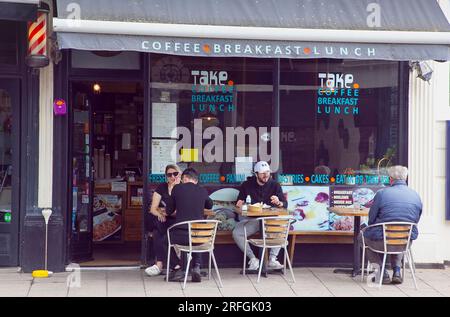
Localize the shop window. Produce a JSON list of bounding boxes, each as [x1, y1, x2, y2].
[[279, 59, 400, 185], [71, 50, 140, 70], [0, 21, 18, 66], [149, 55, 401, 188], [148, 55, 403, 232], [150, 54, 274, 184]]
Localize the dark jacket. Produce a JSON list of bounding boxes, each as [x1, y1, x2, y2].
[[364, 180, 422, 241], [166, 182, 213, 226], [237, 176, 288, 208]]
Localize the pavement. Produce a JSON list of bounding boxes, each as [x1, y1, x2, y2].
[[1, 266, 450, 297]]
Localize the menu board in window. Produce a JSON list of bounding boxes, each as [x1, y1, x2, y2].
[[329, 186, 383, 231], [152, 102, 177, 138], [93, 193, 124, 242]]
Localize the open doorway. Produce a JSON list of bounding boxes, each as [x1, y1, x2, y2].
[[69, 80, 144, 266]]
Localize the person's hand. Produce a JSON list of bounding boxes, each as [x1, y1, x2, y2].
[[157, 211, 166, 223], [236, 200, 244, 208], [270, 195, 281, 206]]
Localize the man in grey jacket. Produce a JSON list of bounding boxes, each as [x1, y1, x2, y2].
[[362, 165, 422, 284]]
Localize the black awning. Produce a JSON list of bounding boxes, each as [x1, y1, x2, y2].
[[54, 0, 450, 61], [0, 0, 39, 22]]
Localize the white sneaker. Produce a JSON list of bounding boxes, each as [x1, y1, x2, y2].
[[145, 264, 162, 277], [247, 258, 260, 271], [267, 258, 284, 270]]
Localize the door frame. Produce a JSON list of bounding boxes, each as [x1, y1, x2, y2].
[[67, 82, 94, 262]]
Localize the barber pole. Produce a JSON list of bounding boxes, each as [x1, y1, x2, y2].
[[28, 11, 47, 56], [25, 2, 50, 68]]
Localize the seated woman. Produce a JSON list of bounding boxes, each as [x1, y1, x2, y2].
[[145, 164, 181, 276]]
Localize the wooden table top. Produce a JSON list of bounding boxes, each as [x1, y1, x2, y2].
[[235, 207, 289, 217], [158, 207, 289, 218], [327, 206, 369, 217], [156, 207, 221, 218]]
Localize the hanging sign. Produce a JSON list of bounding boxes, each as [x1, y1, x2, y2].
[[53, 99, 67, 116]]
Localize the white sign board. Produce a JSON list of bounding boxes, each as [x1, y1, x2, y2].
[[152, 102, 177, 137]]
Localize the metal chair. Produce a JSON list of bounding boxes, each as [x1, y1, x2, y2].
[[243, 216, 296, 283], [361, 222, 417, 289], [166, 219, 223, 289]]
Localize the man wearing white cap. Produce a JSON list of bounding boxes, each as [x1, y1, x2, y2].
[[232, 161, 287, 271]]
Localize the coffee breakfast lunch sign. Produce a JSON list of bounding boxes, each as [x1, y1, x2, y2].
[[316, 72, 361, 116], [140, 38, 379, 59], [57, 31, 448, 61]]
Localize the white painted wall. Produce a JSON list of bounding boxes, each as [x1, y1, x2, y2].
[[434, 0, 450, 264], [409, 63, 437, 263], [407, 0, 450, 265], [409, 59, 449, 264], [38, 65, 53, 208], [37, 0, 53, 208]]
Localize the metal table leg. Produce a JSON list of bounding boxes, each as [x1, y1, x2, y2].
[[352, 216, 361, 277], [333, 216, 361, 277]]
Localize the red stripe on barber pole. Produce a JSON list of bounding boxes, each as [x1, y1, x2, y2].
[[29, 33, 45, 54], [28, 12, 46, 55], [28, 20, 44, 42]]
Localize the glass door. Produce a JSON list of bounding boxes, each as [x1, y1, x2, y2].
[[0, 79, 19, 266], [69, 85, 94, 262]]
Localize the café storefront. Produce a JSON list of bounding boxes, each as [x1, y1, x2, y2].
[[20, 0, 450, 272]]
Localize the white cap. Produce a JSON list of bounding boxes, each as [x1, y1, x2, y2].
[[254, 161, 271, 173]]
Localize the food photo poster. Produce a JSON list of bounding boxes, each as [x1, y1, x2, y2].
[[282, 186, 384, 231]]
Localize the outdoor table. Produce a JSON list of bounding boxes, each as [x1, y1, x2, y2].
[[156, 207, 214, 217], [327, 206, 369, 277], [234, 207, 289, 218], [235, 207, 289, 277]]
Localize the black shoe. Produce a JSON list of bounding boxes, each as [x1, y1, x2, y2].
[[168, 268, 185, 282], [191, 266, 202, 283], [391, 267, 403, 284]]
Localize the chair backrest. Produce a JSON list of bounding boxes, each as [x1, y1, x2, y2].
[[260, 216, 294, 246], [209, 188, 239, 202], [187, 220, 220, 249], [381, 222, 416, 253], [209, 188, 240, 209]]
